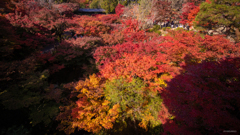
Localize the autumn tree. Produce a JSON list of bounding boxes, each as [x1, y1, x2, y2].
[[115, 3, 124, 17], [6, 0, 79, 42], [56, 74, 120, 134], [95, 29, 240, 84], [151, 0, 179, 24], [195, 0, 240, 41], [187, 5, 200, 26], [0, 54, 62, 127], [56, 71, 164, 134], [94, 28, 240, 134], [0, 0, 16, 12], [0, 0, 77, 130], [100, 29, 124, 45], [161, 57, 240, 134], [180, 2, 197, 25], [0, 14, 62, 127]]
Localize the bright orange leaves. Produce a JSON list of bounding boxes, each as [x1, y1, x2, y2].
[[187, 6, 200, 26], [100, 53, 161, 81], [80, 19, 111, 36], [57, 74, 120, 134], [95, 29, 240, 93]]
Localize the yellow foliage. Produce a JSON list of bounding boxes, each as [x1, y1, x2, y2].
[[151, 73, 172, 92], [155, 78, 167, 87], [71, 74, 120, 133], [138, 109, 157, 130]]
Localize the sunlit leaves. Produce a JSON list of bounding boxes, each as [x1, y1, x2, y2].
[[100, 30, 124, 45], [96, 29, 240, 84], [100, 53, 161, 81], [94, 29, 240, 134], [80, 19, 111, 36], [180, 2, 198, 25], [187, 6, 200, 26], [57, 74, 120, 134], [104, 77, 162, 130], [115, 4, 124, 17]]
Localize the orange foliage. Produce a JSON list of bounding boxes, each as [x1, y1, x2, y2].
[[100, 53, 160, 81], [75, 15, 111, 36], [100, 30, 124, 45], [187, 6, 200, 26], [121, 19, 148, 42], [57, 74, 120, 134], [99, 53, 171, 93], [95, 29, 240, 94], [96, 14, 119, 24]]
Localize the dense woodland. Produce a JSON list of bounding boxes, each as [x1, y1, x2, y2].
[[0, 0, 240, 134]]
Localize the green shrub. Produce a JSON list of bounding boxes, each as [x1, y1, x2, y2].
[[166, 27, 171, 30], [90, 0, 101, 9], [79, 3, 86, 8], [148, 25, 161, 35], [156, 30, 161, 35], [174, 27, 185, 31], [153, 25, 161, 31], [104, 77, 162, 130]]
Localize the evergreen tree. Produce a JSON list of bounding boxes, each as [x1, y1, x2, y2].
[[195, 0, 240, 41]]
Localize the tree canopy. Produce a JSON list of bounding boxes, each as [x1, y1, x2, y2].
[[195, 0, 240, 40]]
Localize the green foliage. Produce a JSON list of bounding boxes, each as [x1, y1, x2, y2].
[[195, 0, 240, 29], [79, 2, 86, 8], [119, 0, 128, 6], [100, 0, 118, 13], [104, 77, 162, 130], [90, 0, 101, 9], [148, 25, 161, 35], [194, 0, 240, 41], [162, 27, 171, 31], [174, 27, 185, 31]]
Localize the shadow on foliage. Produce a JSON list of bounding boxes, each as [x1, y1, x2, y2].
[[161, 56, 240, 135], [90, 118, 163, 135], [40, 36, 103, 84], [0, 13, 100, 135]]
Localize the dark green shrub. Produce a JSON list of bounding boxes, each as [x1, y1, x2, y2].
[[148, 25, 161, 35]]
